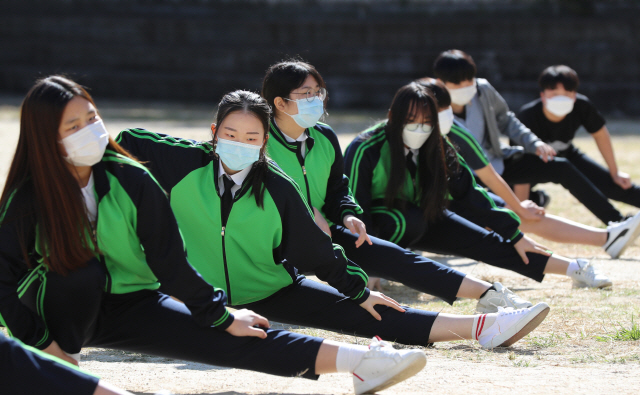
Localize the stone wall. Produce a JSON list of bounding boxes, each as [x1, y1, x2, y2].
[[2, 0, 639, 114]]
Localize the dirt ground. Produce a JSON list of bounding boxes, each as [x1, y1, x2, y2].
[[1, 97, 640, 394]]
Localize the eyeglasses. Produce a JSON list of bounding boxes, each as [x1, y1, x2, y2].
[[288, 87, 327, 103], [404, 123, 432, 133]]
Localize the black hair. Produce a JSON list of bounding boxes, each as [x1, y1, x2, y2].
[[213, 90, 271, 208], [538, 65, 579, 92], [433, 49, 477, 84], [261, 59, 328, 115], [383, 81, 450, 222], [417, 78, 452, 109]]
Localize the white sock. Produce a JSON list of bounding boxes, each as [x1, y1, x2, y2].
[[565, 260, 580, 276], [335, 344, 369, 373], [471, 313, 498, 340], [64, 352, 81, 363]]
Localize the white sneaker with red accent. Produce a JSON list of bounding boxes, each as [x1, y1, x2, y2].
[[475, 302, 550, 349], [352, 336, 426, 395]]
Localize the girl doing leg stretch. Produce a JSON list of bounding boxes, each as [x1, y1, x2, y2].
[[260, 59, 532, 312]]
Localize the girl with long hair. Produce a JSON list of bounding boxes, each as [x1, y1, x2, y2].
[[260, 59, 535, 313], [0, 75, 428, 395], [117, 89, 550, 353], [344, 81, 612, 290]]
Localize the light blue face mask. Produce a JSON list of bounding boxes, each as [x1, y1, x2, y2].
[[215, 138, 262, 171], [283, 96, 324, 129]]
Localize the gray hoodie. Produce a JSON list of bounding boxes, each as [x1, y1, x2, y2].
[[475, 78, 542, 160]]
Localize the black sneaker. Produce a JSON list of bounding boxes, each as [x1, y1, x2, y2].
[[529, 189, 551, 208]]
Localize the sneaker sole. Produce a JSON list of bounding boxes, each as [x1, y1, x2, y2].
[[607, 214, 640, 258], [572, 280, 613, 289], [498, 304, 550, 348], [355, 352, 426, 395]]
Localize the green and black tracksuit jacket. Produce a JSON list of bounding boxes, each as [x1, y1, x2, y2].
[[446, 120, 491, 172], [344, 122, 523, 245], [116, 129, 369, 307], [266, 121, 362, 226], [0, 151, 233, 350], [268, 121, 467, 306]]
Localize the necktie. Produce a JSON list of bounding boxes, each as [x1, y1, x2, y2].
[[406, 151, 417, 180], [221, 175, 236, 226]]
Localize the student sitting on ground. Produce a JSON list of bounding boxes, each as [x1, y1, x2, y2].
[[516, 65, 640, 229]]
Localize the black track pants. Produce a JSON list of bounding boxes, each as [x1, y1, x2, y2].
[[20, 260, 323, 380], [562, 146, 640, 209], [501, 153, 623, 224], [331, 225, 465, 305], [239, 276, 438, 346], [372, 205, 549, 283], [1, 333, 98, 395]]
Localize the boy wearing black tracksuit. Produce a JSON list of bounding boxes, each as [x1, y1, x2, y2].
[[517, 65, 640, 215]]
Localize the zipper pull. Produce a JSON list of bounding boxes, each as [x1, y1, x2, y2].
[[221, 226, 225, 236], [302, 166, 307, 175]]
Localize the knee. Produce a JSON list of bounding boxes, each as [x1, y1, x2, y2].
[[51, 258, 106, 294]]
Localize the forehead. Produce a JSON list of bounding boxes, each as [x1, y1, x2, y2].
[[220, 111, 265, 134], [297, 74, 319, 89], [61, 96, 94, 118], [407, 101, 432, 120]]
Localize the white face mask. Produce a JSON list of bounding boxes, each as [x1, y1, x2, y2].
[[544, 95, 575, 117], [402, 123, 433, 149], [60, 120, 109, 167], [448, 83, 477, 106], [438, 107, 454, 135]]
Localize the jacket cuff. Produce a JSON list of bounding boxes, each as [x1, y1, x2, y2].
[[350, 287, 370, 304], [34, 336, 53, 351], [211, 308, 235, 331], [341, 209, 357, 222], [527, 140, 545, 154], [510, 230, 524, 244]]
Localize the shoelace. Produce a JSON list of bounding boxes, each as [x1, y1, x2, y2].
[[488, 288, 527, 309], [369, 336, 392, 350], [502, 288, 529, 304]]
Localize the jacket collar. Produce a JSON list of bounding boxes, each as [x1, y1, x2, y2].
[[212, 155, 255, 200], [92, 159, 111, 202], [269, 121, 315, 153]]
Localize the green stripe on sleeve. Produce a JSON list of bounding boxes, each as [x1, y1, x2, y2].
[[117, 128, 214, 154], [348, 128, 387, 198], [449, 125, 489, 166], [212, 309, 231, 327]]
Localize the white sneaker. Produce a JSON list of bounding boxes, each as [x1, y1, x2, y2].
[[353, 336, 426, 395], [604, 212, 640, 258], [477, 302, 550, 349], [569, 259, 613, 288], [475, 282, 533, 313]]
